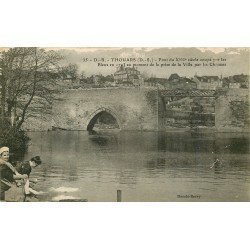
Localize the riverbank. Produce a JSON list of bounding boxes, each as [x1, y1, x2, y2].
[[22, 127, 250, 134]]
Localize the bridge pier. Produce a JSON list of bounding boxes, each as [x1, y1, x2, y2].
[[215, 88, 249, 132]]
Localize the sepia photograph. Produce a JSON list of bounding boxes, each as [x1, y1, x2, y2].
[[0, 47, 249, 202], [1, 1, 250, 250]]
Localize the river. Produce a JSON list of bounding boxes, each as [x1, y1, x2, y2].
[[23, 131, 250, 201]]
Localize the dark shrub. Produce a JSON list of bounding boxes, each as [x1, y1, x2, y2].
[[0, 126, 30, 160]]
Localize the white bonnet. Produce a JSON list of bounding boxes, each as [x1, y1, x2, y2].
[[0, 147, 9, 155]]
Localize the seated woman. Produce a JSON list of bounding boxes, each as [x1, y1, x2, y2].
[[0, 147, 28, 201]]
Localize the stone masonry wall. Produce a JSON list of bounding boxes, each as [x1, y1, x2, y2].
[[215, 88, 250, 132], [51, 88, 163, 131]]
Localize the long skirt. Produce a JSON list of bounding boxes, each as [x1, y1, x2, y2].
[[5, 185, 25, 202], [0, 190, 5, 201]]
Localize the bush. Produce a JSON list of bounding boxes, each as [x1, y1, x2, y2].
[[0, 127, 30, 160]]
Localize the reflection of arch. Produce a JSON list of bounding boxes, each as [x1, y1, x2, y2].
[[86, 107, 122, 131]]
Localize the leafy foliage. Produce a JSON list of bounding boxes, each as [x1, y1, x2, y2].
[[0, 126, 30, 159]]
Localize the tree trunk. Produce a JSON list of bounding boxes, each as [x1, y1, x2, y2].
[[16, 48, 38, 130], [0, 80, 6, 127]]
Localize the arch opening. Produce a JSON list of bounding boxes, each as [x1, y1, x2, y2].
[[87, 110, 120, 131]]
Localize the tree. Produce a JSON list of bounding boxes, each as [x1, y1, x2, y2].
[[0, 47, 63, 131], [79, 71, 86, 79], [60, 63, 79, 82]]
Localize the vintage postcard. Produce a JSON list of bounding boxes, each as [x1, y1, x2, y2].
[[0, 47, 249, 202]]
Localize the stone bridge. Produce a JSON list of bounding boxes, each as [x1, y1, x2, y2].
[[160, 89, 215, 97], [52, 88, 165, 131], [32, 87, 248, 132]]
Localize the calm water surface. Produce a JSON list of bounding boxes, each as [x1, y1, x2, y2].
[[23, 131, 250, 201]]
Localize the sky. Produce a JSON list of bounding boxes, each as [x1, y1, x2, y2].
[[1, 47, 249, 77], [56, 47, 249, 78]]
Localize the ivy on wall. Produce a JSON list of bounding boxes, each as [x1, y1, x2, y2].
[[229, 100, 249, 126]]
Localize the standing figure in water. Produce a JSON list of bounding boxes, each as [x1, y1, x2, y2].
[[210, 158, 221, 169]]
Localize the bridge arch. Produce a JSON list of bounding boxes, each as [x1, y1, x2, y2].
[[52, 88, 162, 131], [85, 107, 122, 131]]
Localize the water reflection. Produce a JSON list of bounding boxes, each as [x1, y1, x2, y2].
[[89, 134, 111, 147]]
